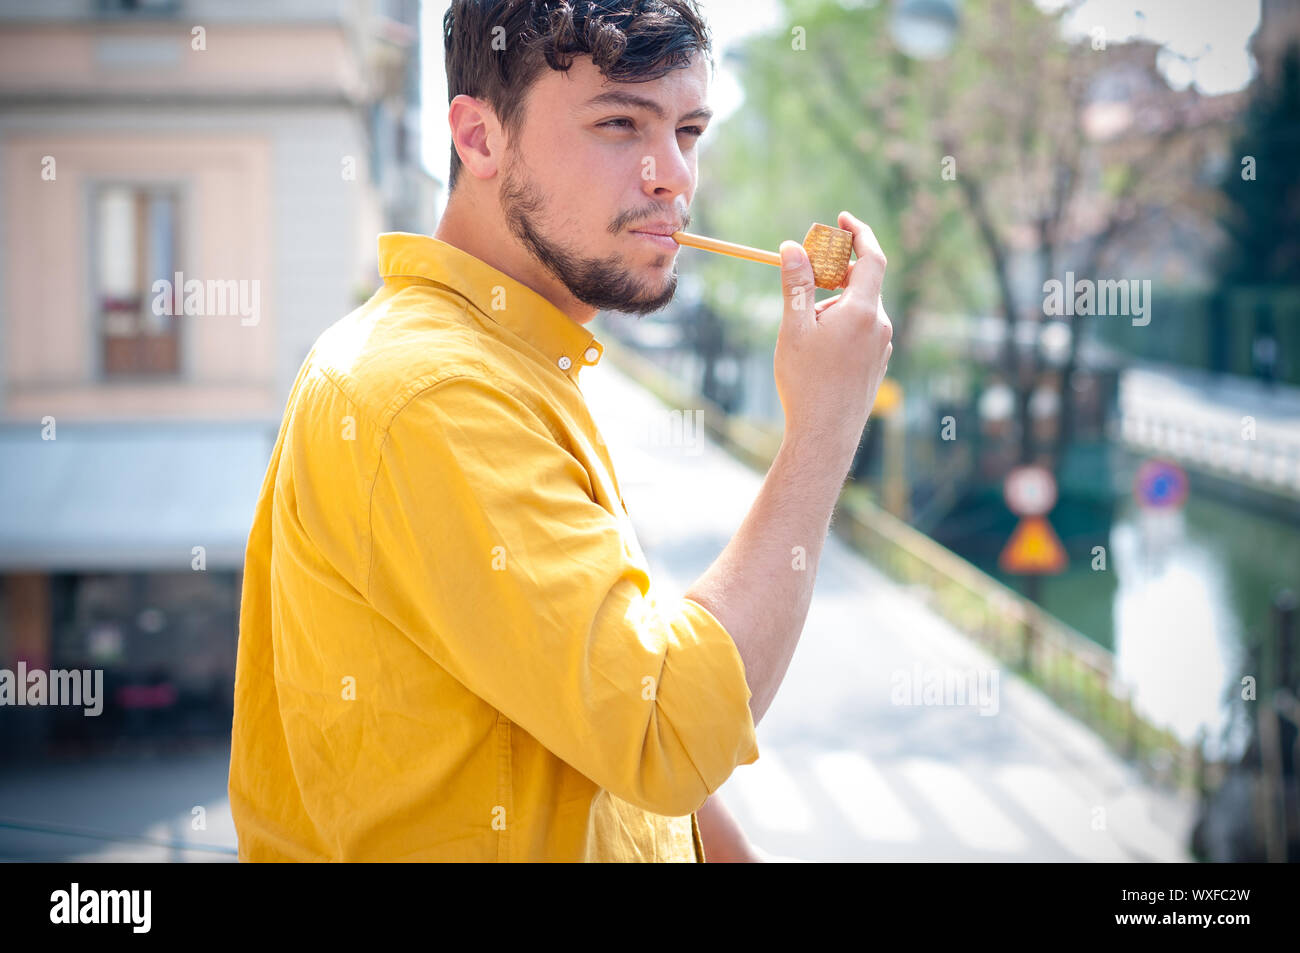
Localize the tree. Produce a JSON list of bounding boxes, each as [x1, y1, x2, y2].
[[1215, 42, 1300, 288], [694, 0, 1224, 485], [922, 0, 1219, 470], [693, 0, 983, 375]]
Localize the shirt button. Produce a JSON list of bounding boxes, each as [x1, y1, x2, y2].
[[557, 355, 572, 370], [584, 346, 600, 363]]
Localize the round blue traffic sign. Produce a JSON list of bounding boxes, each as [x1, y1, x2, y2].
[[1135, 459, 1188, 509]]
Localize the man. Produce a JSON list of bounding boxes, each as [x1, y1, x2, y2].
[[229, 0, 892, 862]]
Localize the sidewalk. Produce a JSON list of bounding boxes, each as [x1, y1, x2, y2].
[[0, 743, 236, 862]]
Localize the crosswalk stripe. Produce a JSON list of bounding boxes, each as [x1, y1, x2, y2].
[[899, 758, 1030, 853], [726, 748, 813, 833], [811, 750, 921, 843], [993, 764, 1129, 861]]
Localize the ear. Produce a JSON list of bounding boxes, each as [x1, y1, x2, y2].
[[448, 94, 505, 181]]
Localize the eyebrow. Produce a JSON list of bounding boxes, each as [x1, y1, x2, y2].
[[582, 90, 713, 123]]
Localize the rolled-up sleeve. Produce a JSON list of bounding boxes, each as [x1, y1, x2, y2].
[[365, 373, 759, 817]]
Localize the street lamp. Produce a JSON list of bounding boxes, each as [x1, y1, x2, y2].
[[890, 0, 961, 60]]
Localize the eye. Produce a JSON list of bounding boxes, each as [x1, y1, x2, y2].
[[597, 118, 705, 139]]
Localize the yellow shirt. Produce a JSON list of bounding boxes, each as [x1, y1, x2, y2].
[[229, 232, 760, 861]]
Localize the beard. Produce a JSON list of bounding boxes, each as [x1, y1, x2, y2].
[[498, 154, 679, 316]]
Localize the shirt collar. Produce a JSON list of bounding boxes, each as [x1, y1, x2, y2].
[[377, 232, 604, 382]]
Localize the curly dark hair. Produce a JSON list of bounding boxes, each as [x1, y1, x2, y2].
[[442, 0, 713, 192]]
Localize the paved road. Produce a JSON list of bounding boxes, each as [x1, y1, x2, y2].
[[0, 360, 1197, 862]]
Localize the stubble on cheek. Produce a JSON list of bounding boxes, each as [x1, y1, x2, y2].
[[498, 157, 679, 315]]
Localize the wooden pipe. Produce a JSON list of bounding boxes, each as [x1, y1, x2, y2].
[[671, 223, 854, 290]]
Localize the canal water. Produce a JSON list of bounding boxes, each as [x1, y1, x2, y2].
[[1045, 483, 1295, 761], [948, 449, 1295, 763]]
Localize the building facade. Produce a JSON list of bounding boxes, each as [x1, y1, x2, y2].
[[0, 0, 436, 756]]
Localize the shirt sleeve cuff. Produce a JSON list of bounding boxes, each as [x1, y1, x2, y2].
[[660, 596, 761, 798]]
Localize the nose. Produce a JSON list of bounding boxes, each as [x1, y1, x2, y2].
[[640, 129, 694, 208]]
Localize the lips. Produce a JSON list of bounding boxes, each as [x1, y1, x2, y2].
[[629, 222, 682, 237], [632, 231, 679, 251]]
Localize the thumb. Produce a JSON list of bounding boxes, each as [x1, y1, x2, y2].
[[779, 241, 814, 322]]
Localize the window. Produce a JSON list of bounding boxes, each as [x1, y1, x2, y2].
[[44, 571, 240, 752], [93, 185, 181, 378]]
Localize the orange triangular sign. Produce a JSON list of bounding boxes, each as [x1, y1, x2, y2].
[[999, 516, 1068, 574]]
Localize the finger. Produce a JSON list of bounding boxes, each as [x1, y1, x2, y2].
[[838, 209, 885, 260], [837, 210, 886, 302], [779, 240, 816, 328], [814, 293, 842, 314]]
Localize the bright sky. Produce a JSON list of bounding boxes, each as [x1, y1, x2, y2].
[[1046, 0, 1262, 93], [419, 0, 1263, 205]]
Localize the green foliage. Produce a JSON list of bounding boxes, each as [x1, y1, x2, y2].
[[1215, 43, 1300, 288], [1096, 285, 1300, 385], [691, 0, 990, 364]]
